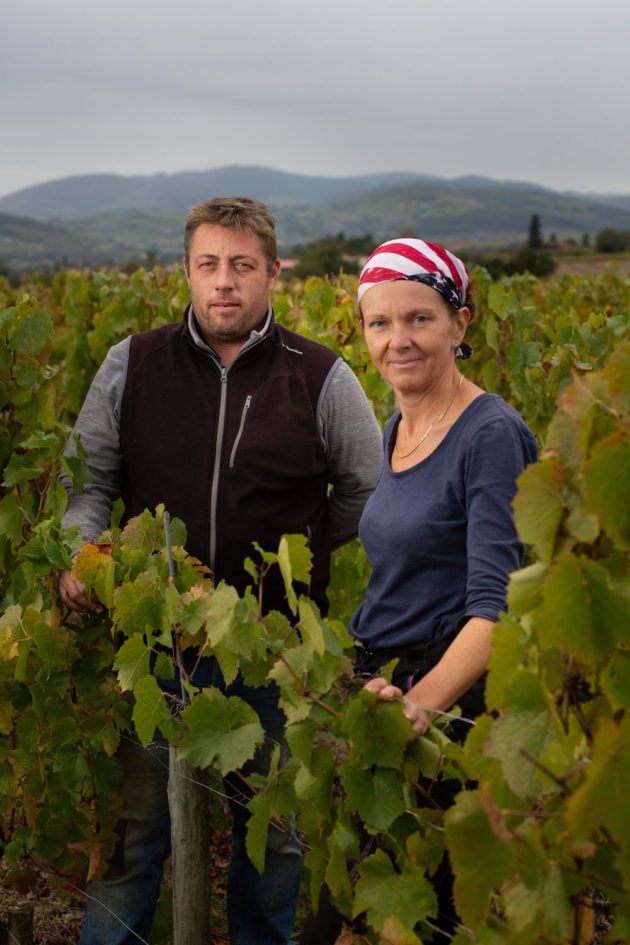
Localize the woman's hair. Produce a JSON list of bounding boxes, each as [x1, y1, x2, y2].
[[449, 270, 476, 322], [184, 197, 278, 272]]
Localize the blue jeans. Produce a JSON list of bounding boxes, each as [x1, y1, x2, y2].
[[80, 656, 301, 945]]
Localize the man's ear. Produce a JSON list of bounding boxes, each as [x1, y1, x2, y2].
[[269, 258, 281, 287]]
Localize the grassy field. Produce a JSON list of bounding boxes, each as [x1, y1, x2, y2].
[[551, 250, 630, 277]]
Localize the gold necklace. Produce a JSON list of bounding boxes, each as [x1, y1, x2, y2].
[[394, 374, 464, 459]]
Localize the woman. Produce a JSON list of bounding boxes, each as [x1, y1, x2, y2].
[[301, 238, 537, 943]]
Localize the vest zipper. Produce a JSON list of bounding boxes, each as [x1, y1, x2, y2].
[[209, 368, 228, 577], [229, 395, 252, 468]]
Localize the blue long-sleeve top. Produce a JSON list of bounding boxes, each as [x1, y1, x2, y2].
[[349, 393, 538, 650]]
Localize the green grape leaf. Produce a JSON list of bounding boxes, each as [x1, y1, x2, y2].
[[113, 634, 151, 691], [483, 670, 573, 798], [59, 451, 93, 495], [179, 689, 264, 774], [293, 746, 335, 816], [285, 719, 317, 766], [566, 507, 600, 543], [600, 649, 630, 710], [11, 309, 52, 355], [342, 692, 413, 769], [353, 849, 436, 932], [119, 504, 187, 554], [113, 572, 168, 637], [131, 675, 178, 746], [0, 494, 25, 545], [244, 790, 272, 875], [2, 456, 48, 487], [486, 616, 529, 711], [342, 764, 408, 831], [504, 865, 570, 940]]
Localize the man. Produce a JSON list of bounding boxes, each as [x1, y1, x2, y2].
[[59, 197, 383, 945]]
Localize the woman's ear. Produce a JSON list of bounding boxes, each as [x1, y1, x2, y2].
[[454, 305, 471, 343]]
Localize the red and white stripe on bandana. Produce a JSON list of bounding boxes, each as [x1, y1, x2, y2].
[[358, 238, 469, 310]]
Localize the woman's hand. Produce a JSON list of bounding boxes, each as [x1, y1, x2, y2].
[[363, 676, 431, 734], [363, 620, 496, 735], [59, 569, 104, 614]]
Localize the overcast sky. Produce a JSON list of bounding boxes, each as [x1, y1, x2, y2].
[[2, 0, 629, 199]]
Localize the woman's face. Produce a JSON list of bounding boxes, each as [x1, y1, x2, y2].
[[361, 280, 469, 396]]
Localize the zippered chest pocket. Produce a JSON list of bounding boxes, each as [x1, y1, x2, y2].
[[229, 394, 252, 468]]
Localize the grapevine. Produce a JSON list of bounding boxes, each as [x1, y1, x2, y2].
[[0, 265, 628, 942]]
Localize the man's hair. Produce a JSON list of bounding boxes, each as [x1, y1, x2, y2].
[[184, 197, 278, 271]]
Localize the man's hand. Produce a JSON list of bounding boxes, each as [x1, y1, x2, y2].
[[59, 569, 104, 614]]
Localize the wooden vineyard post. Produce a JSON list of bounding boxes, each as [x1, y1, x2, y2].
[[168, 747, 211, 943]]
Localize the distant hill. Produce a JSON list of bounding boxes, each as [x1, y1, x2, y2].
[[0, 166, 427, 221], [0, 212, 92, 271], [1, 166, 630, 272]]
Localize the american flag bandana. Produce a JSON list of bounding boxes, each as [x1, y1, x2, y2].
[[358, 238, 469, 310]]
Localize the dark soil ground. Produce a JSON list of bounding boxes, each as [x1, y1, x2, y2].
[[0, 860, 619, 945], [0, 828, 233, 945]]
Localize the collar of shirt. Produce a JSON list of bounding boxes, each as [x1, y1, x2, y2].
[[186, 303, 273, 358]]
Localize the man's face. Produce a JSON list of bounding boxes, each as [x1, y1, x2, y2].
[[184, 224, 281, 354]]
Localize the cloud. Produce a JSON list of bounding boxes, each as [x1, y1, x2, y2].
[[2, 0, 629, 197]]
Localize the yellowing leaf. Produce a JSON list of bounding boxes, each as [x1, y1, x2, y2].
[[512, 459, 565, 562], [446, 789, 513, 928], [72, 543, 115, 609], [277, 533, 313, 614], [380, 914, 423, 944], [537, 554, 627, 660], [602, 339, 630, 412], [297, 597, 325, 655], [583, 429, 630, 550], [567, 715, 630, 891], [506, 561, 548, 617]]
